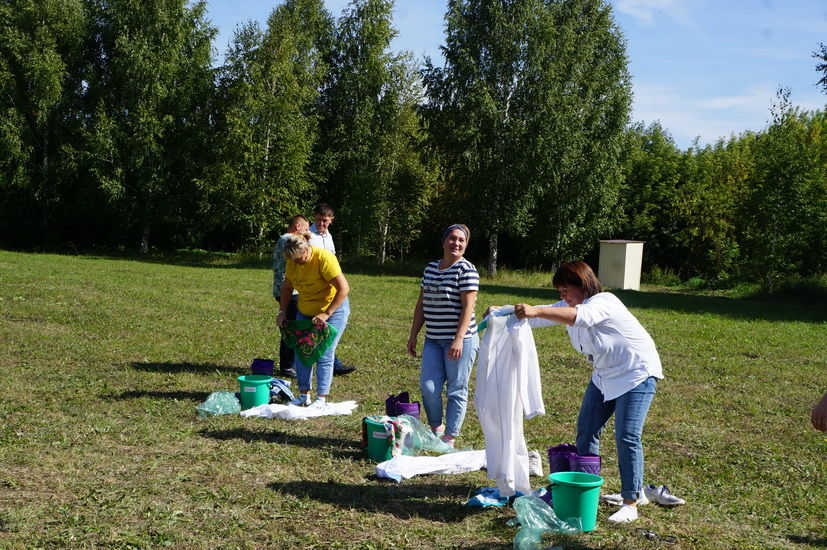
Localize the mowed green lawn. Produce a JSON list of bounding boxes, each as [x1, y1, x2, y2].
[[0, 250, 824, 549]]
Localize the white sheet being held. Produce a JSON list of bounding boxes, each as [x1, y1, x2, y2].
[[475, 308, 544, 496]]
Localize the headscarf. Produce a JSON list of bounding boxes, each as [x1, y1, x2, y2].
[[442, 224, 469, 242]]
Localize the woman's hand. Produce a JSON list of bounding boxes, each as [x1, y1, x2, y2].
[[514, 303, 540, 320], [276, 310, 287, 328], [448, 337, 463, 360], [407, 334, 418, 357], [312, 312, 330, 326]]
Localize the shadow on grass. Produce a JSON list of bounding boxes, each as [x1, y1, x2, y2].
[[480, 285, 827, 323], [130, 361, 247, 375], [110, 390, 211, 402], [198, 428, 363, 459], [268, 479, 483, 522], [787, 534, 827, 547]]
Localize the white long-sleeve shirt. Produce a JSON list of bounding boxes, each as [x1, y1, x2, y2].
[[475, 308, 545, 496], [527, 293, 663, 401], [308, 224, 336, 255]]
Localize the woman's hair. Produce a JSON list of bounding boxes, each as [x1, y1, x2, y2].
[[282, 232, 312, 260], [552, 261, 602, 299], [442, 223, 471, 242]]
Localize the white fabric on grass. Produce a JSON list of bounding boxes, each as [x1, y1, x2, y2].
[[375, 450, 487, 482], [239, 400, 357, 420]]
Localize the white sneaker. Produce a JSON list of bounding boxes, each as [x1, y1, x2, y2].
[[607, 504, 638, 524], [528, 450, 544, 477], [307, 397, 327, 410], [290, 394, 310, 407], [643, 484, 685, 506], [601, 492, 649, 506]]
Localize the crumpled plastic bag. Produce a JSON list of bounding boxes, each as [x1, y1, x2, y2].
[[196, 392, 241, 417], [511, 495, 581, 550], [396, 414, 462, 454]]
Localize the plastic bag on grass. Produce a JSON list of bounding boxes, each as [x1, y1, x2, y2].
[[196, 392, 241, 417], [511, 496, 580, 550]]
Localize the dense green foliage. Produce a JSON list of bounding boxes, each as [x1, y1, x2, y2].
[[0, 0, 824, 283], [422, 0, 632, 275], [616, 93, 826, 283]]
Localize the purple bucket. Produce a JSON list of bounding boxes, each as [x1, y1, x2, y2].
[[250, 358, 274, 377], [385, 392, 421, 419], [569, 453, 601, 476], [395, 401, 420, 419], [548, 443, 577, 473]]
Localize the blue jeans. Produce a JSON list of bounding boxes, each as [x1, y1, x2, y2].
[[295, 297, 350, 396], [419, 335, 479, 437], [576, 377, 656, 501]]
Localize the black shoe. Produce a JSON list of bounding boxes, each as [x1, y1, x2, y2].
[[333, 364, 356, 376], [279, 367, 297, 378]]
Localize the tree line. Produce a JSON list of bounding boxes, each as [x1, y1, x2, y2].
[[1, 0, 824, 285]]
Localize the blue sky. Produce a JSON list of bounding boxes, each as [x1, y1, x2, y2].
[[206, 0, 827, 149]]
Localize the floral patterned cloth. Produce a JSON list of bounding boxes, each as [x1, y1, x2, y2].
[[279, 319, 339, 365], [361, 415, 415, 458]]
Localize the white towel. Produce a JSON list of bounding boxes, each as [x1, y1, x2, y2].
[[239, 400, 358, 420], [375, 450, 487, 482]]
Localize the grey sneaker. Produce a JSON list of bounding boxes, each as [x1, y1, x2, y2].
[[643, 484, 686, 506], [601, 492, 650, 506]]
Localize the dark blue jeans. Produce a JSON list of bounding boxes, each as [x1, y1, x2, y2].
[[576, 377, 657, 501]]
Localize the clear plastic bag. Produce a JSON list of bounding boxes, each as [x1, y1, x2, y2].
[[396, 414, 458, 454], [511, 495, 581, 550], [196, 392, 241, 417]]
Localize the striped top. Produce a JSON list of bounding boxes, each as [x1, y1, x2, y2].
[[421, 258, 479, 340]]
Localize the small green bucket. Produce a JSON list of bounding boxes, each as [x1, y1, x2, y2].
[[364, 418, 393, 462], [548, 471, 604, 532], [238, 375, 272, 410]]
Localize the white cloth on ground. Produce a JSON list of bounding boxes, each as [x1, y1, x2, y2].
[[375, 450, 487, 482], [239, 400, 358, 420], [475, 307, 544, 496]]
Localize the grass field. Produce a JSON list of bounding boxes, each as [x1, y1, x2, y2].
[[0, 250, 824, 549]]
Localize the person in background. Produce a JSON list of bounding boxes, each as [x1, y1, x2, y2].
[[407, 224, 479, 447], [272, 214, 310, 378], [812, 392, 827, 432], [492, 260, 663, 524], [278, 232, 350, 407], [308, 203, 356, 376]]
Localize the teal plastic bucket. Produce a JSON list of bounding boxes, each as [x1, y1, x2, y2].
[[238, 375, 272, 410], [548, 471, 604, 532], [364, 418, 393, 462]]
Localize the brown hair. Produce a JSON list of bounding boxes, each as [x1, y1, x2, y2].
[[290, 214, 309, 226], [552, 261, 602, 299], [313, 203, 334, 217]]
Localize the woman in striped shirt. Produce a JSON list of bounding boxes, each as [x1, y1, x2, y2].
[[407, 224, 479, 446]]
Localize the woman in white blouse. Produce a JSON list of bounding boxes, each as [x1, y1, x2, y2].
[[511, 261, 663, 524]]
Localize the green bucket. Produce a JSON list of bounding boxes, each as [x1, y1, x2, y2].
[[364, 418, 393, 462], [237, 375, 272, 410], [548, 471, 604, 532]]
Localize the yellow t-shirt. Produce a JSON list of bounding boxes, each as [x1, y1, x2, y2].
[[285, 247, 342, 316]]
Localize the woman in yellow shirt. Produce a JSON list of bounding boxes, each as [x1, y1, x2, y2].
[[277, 232, 350, 407]]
